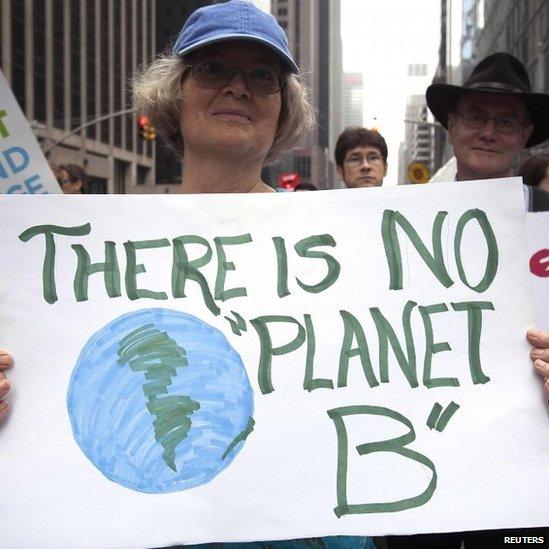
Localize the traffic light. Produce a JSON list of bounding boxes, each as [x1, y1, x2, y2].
[[137, 115, 156, 141]]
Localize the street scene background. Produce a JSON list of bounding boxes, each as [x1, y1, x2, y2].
[[1, 1, 548, 191]]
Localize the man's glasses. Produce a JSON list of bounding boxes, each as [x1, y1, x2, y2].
[[344, 153, 384, 167], [185, 62, 283, 95], [454, 111, 524, 134]]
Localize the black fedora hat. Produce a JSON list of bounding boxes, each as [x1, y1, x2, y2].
[[426, 52, 549, 147]]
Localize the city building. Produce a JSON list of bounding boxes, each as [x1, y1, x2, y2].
[[399, 63, 436, 184], [473, 0, 548, 89], [271, 0, 344, 189], [460, 0, 478, 82], [342, 72, 364, 128], [1, 0, 159, 193]]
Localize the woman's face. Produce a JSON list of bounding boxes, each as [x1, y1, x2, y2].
[[179, 41, 283, 162]]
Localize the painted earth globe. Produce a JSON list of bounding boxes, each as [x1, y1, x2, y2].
[[67, 308, 254, 493]]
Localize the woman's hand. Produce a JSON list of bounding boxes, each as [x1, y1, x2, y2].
[[0, 350, 13, 423], [527, 329, 549, 395]]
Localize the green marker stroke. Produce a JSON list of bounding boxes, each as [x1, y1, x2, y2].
[[117, 323, 200, 471]]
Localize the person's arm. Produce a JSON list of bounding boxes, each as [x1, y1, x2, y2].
[[0, 350, 13, 423], [527, 329, 549, 395]]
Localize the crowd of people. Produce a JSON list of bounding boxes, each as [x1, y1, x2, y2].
[[1, 1, 548, 547], [336, 53, 549, 215]]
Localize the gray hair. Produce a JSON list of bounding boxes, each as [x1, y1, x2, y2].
[[132, 55, 314, 165]]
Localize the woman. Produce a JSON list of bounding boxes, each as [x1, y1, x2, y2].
[[132, 0, 312, 196], [1, 1, 548, 547]]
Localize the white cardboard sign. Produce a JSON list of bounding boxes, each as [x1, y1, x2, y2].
[[0, 68, 61, 194], [0, 179, 547, 548]]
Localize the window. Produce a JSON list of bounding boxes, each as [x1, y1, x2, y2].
[[136, 1, 144, 156], [100, 0, 110, 143], [113, 2, 122, 147], [545, 47, 549, 90], [33, 2, 46, 122], [86, 0, 96, 139], [137, 165, 150, 185], [71, 2, 81, 130], [53, 0, 65, 126], [11, 0, 26, 113], [125, 0, 134, 151]]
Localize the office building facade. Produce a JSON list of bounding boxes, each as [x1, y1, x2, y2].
[[342, 72, 364, 129], [473, 0, 549, 95], [1, 0, 162, 193], [399, 64, 435, 184]]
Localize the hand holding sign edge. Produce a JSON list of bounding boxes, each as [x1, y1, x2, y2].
[[0, 349, 13, 422], [528, 329, 549, 395]]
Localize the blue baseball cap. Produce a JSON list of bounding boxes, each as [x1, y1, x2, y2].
[[172, 0, 299, 74]]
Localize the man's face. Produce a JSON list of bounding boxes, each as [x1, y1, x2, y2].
[[448, 91, 533, 181], [337, 146, 387, 188]]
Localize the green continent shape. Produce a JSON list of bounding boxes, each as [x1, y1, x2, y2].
[[117, 323, 200, 471], [147, 395, 201, 471]]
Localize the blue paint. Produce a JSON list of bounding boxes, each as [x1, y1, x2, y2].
[[1, 145, 29, 175], [6, 174, 48, 193], [67, 308, 254, 493]]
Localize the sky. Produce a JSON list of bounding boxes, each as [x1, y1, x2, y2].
[[341, 0, 441, 185]]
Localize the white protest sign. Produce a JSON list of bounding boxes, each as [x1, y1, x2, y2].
[[0, 68, 61, 194], [0, 179, 546, 548], [527, 212, 549, 331]]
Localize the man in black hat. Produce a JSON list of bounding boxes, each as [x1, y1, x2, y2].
[[426, 52, 549, 211]]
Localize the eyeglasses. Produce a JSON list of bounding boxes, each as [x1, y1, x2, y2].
[[185, 62, 283, 94], [454, 111, 524, 134], [344, 153, 385, 167]]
